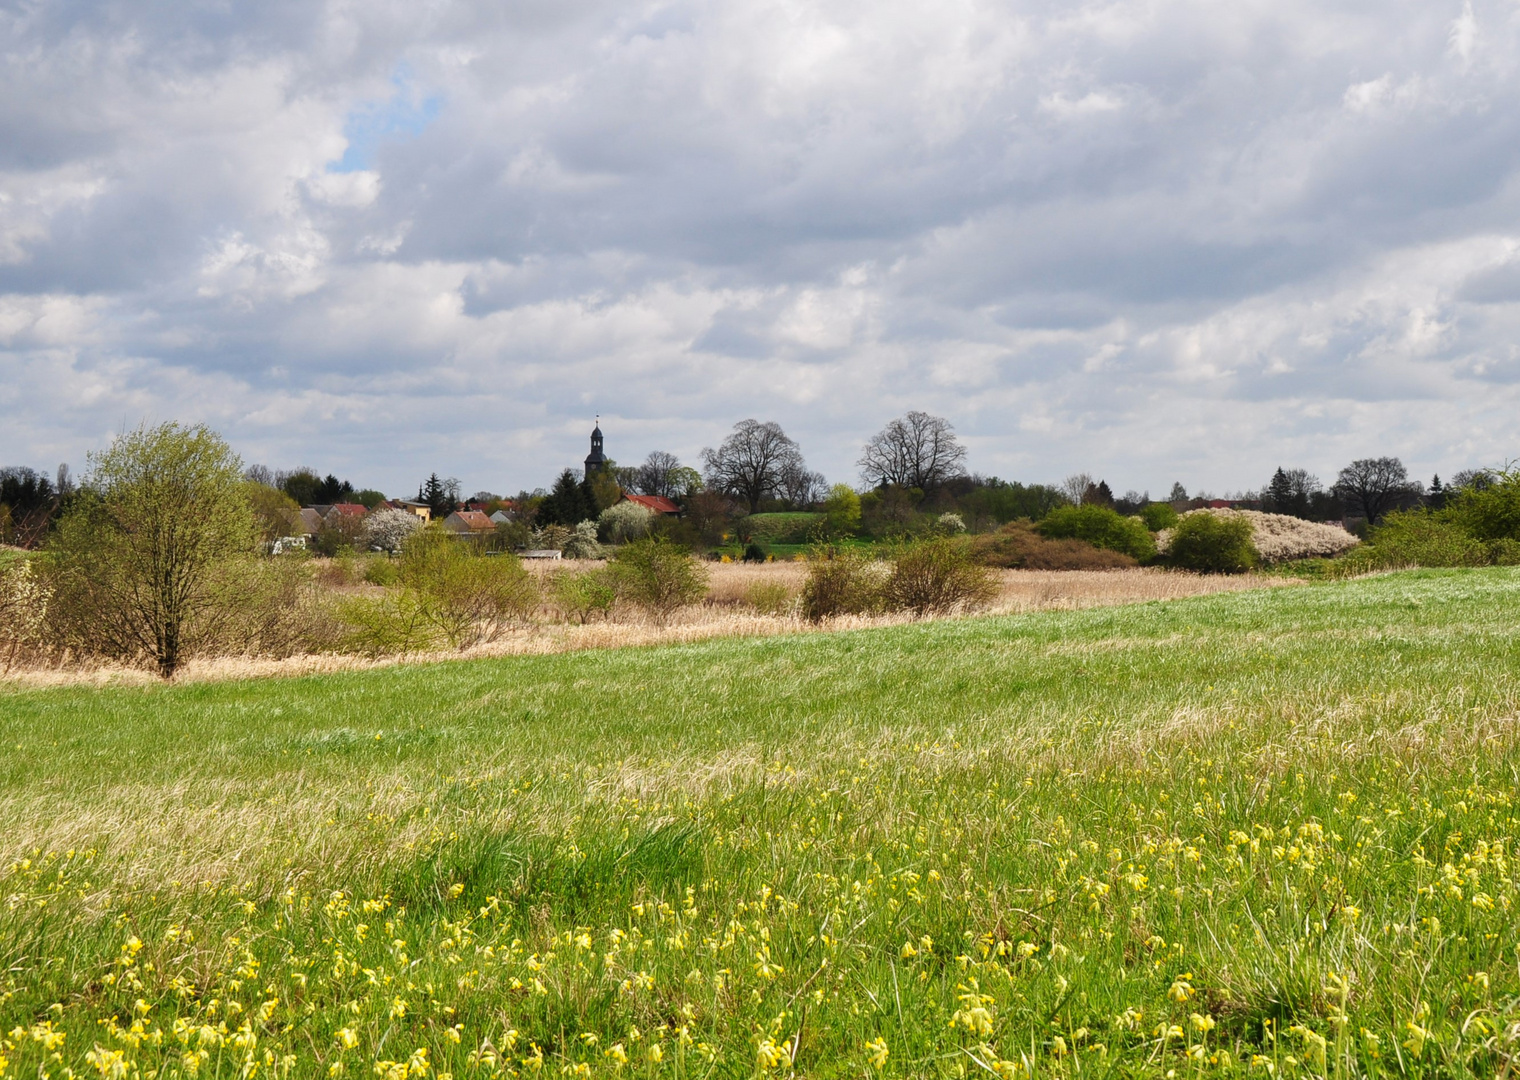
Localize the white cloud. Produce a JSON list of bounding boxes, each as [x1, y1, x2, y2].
[[2, 0, 1519, 496]]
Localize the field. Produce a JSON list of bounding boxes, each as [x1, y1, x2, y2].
[[2, 568, 1519, 1078]]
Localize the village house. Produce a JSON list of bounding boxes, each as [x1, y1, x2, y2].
[[442, 509, 495, 536], [619, 492, 681, 516]]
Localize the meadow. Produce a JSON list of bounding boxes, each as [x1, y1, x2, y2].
[[2, 567, 1519, 1078]]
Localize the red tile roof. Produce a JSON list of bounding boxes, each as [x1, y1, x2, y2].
[[329, 503, 368, 517], [448, 510, 495, 532], [622, 493, 680, 514]]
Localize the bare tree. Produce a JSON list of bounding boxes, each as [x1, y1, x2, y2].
[[779, 461, 827, 508], [701, 420, 806, 514], [858, 412, 968, 491], [634, 451, 684, 499], [1334, 457, 1419, 523], [1060, 473, 1095, 506]]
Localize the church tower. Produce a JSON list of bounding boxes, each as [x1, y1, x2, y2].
[[584, 417, 606, 479]]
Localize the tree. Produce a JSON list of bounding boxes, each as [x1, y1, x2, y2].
[[1060, 473, 1095, 507], [779, 460, 826, 508], [538, 469, 597, 527], [50, 423, 255, 678], [245, 482, 301, 542], [0, 466, 63, 548], [701, 420, 807, 514], [418, 473, 458, 519], [1264, 468, 1321, 519], [1083, 480, 1115, 507], [858, 412, 967, 492], [1334, 457, 1419, 524], [1168, 482, 1189, 505], [632, 451, 684, 499], [821, 484, 862, 538], [364, 508, 425, 554]]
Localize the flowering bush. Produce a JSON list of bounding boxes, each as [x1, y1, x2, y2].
[[599, 501, 655, 544], [362, 508, 424, 554], [1158, 509, 1358, 564]]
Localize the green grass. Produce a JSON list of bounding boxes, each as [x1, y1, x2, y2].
[[3, 568, 1520, 1077]]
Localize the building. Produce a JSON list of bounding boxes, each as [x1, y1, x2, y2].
[[619, 493, 681, 516], [324, 503, 368, 527], [442, 510, 495, 536], [584, 419, 605, 479]]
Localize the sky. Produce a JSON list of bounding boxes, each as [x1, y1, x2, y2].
[[3, 0, 1519, 500]]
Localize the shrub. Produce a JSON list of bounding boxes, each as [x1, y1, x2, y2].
[[969, 521, 1136, 570], [362, 556, 400, 586], [607, 537, 709, 622], [801, 547, 884, 622], [550, 568, 617, 624], [400, 529, 539, 648], [881, 537, 998, 617], [744, 580, 794, 616], [1443, 467, 1520, 542], [1036, 505, 1156, 561], [335, 591, 437, 657], [1491, 538, 1520, 566], [1365, 511, 1489, 568], [599, 501, 654, 544], [562, 521, 604, 560], [1140, 503, 1179, 531], [1160, 508, 1359, 563], [937, 512, 967, 534], [742, 542, 769, 563], [0, 558, 52, 672], [363, 508, 424, 554], [1165, 513, 1257, 573]]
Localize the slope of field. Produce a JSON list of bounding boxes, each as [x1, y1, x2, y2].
[[2, 568, 1519, 1077]]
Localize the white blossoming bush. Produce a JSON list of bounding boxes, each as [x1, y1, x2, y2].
[[1158, 509, 1359, 563], [599, 500, 655, 543], [362, 508, 424, 554]]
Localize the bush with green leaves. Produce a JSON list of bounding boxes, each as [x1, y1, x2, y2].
[[1165, 512, 1257, 573], [1140, 502, 1180, 531], [1036, 504, 1157, 561], [800, 547, 883, 622], [398, 528, 539, 647], [744, 580, 794, 616], [551, 567, 618, 624], [1365, 511, 1490, 568], [881, 536, 997, 617], [1442, 466, 1520, 542], [607, 537, 708, 622], [821, 484, 861, 538], [334, 591, 437, 657]]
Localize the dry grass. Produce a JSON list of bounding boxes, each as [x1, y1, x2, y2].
[[1, 563, 1298, 689]]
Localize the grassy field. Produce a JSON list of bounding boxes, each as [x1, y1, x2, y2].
[[2, 568, 1519, 1078]]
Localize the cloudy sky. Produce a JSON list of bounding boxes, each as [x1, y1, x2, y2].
[[3, 0, 1519, 498]]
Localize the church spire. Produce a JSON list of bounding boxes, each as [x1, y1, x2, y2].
[[584, 416, 606, 479]]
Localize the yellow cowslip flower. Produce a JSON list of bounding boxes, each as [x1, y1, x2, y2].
[[865, 1037, 889, 1068], [328, 1063, 344, 1078], [1191, 1013, 1215, 1034], [756, 1039, 789, 1069], [337, 1028, 359, 1050], [900, 942, 917, 959], [448, 883, 464, 898], [647, 1044, 664, 1064], [444, 1025, 463, 1044], [389, 998, 408, 1019], [1050, 1036, 1068, 1057], [1403, 1021, 1429, 1056], [605, 1043, 628, 1065]]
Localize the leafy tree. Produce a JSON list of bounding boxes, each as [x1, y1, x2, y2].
[[1334, 457, 1419, 524], [50, 423, 255, 678], [957, 479, 1065, 525], [0, 466, 64, 547], [245, 483, 301, 542], [1036, 505, 1156, 561], [859, 412, 968, 492], [1168, 482, 1189, 504], [702, 420, 807, 514], [1083, 480, 1115, 507], [821, 484, 862, 538], [600, 500, 655, 543]]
